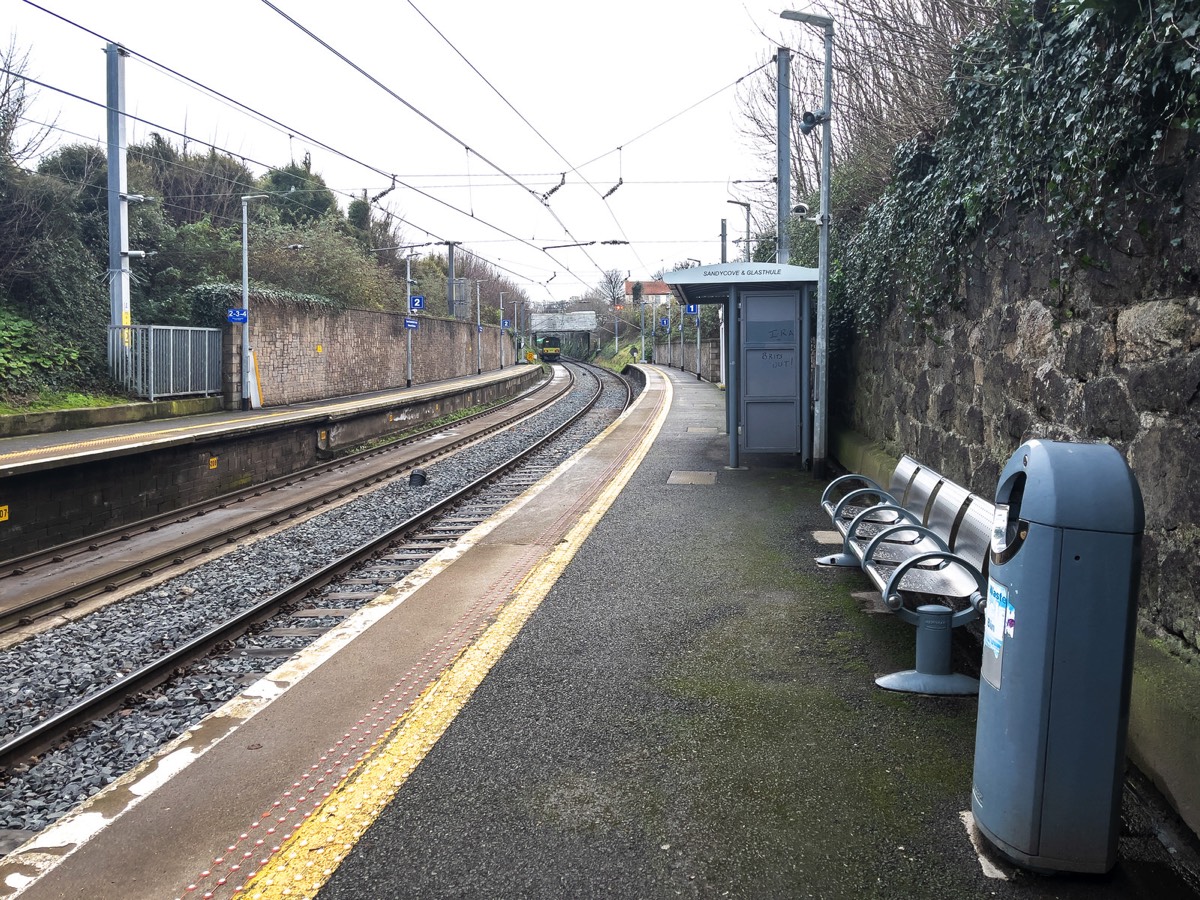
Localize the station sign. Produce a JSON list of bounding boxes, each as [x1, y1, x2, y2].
[[409, 295, 425, 310], [660, 317, 669, 328], [501, 319, 511, 329], [686, 304, 699, 315], [404, 317, 419, 329], [227, 308, 248, 324]]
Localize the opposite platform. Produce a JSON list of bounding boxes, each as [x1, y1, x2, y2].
[[0, 367, 534, 478]]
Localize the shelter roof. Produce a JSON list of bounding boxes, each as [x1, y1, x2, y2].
[[663, 262, 818, 305]]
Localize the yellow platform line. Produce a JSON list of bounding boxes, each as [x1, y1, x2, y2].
[[0, 372, 514, 464], [240, 376, 672, 900]]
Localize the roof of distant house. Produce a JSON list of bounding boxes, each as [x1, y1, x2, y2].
[[624, 280, 671, 296]]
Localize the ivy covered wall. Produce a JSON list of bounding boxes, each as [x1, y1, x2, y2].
[[828, 0, 1200, 832]]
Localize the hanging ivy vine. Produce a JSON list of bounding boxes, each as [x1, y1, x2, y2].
[[185, 283, 346, 328], [837, 0, 1200, 332]]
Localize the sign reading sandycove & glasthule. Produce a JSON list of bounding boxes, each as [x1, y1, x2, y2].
[[701, 267, 781, 277], [663, 262, 819, 287]]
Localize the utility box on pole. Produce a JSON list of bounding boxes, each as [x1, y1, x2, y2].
[[972, 439, 1143, 873]]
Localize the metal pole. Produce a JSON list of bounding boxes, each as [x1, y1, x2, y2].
[[499, 292, 506, 367], [240, 199, 250, 409], [678, 309, 684, 368], [776, 47, 791, 264], [720, 218, 728, 264], [405, 254, 413, 387], [782, 9, 835, 478], [240, 194, 268, 409], [106, 44, 129, 364], [513, 302, 519, 358], [696, 306, 701, 380], [814, 24, 833, 478], [727, 286, 740, 469], [667, 304, 673, 368], [719, 306, 726, 388], [640, 302, 645, 362], [446, 242, 457, 318], [476, 281, 482, 374], [726, 201, 751, 262]]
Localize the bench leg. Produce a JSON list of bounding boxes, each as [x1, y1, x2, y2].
[[875, 604, 979, 696], [815, 551, 860, 567]]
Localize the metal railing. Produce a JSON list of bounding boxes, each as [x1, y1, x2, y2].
[[108, 325, 222, 401]]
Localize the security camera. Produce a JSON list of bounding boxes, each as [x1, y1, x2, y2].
[[791, 203, 809, 217]]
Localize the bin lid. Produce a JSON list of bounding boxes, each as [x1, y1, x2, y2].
[[999, 439, 1144, 533]]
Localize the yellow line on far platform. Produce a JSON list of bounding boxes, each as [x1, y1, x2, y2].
[[0, 373, 506, 463], [240, 375, 672, 900]]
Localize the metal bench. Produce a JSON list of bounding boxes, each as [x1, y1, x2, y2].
[[819, 454, 920, 524], [817, 457, 943, 568], [819, 458, 994, 695]]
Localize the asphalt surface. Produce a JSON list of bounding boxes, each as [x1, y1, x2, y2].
[[316, 368, 1200, 900]]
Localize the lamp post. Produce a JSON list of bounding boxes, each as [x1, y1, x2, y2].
[[240, 193, 269, 410], [727, 200, 751, 262], [499, 292, 507, 367], [640, 300, 645, 363], [782, 8, 833, 477], [514, 301, 523, 358], [405, 253, 417, 387]]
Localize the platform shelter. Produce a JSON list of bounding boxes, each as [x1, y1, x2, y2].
[[664, 262, 818, 469]]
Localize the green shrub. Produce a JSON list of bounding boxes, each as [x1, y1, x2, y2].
[[0, 309, 82, 395]]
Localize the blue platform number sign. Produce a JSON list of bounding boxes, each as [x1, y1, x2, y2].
[[660, 317, 669, 328], [404, 317, 419, 330], [501, 319, 511, 329], [227, 308, 248, 324], [409, 295, 425, 311], [686, 304, 699, 315]]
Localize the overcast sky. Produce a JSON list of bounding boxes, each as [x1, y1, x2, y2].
[[6, 0, 825, 303]]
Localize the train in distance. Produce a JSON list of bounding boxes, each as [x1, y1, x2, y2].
[[538, 335, 562, 362]]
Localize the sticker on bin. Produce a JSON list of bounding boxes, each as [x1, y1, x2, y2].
[[982, 578, 1009, 689]]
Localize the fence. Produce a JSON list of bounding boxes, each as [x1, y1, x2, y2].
[[108, 325, 222, 401]]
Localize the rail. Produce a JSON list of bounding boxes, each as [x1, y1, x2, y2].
[[0, 364, 612, 768]]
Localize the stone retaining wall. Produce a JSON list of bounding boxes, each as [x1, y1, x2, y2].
[[227, 306, 517, 408], [835, 190, 1200, 834]]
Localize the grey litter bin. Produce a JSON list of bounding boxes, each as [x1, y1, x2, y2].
[[971, 439, 1143, 874]]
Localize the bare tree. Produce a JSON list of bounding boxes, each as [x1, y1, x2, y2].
[[739, 0, 1000, 216], [597, 268, 626, 306], [0, 37, 55, 166]]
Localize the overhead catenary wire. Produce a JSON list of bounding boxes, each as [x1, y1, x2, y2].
[[15, 0, 770, 299], [257, 0, 627, 286], [13, 0, 594, 293], [2, 64, 572, 288]]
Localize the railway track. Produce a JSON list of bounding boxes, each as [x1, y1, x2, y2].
[[0, 361, 628, 776], [0, 366, 572, 638]]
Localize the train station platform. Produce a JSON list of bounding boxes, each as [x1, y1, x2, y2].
[[2, 366, 1197, 899], [0, 367, 542, 561], [0, 367, 536, 478]]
